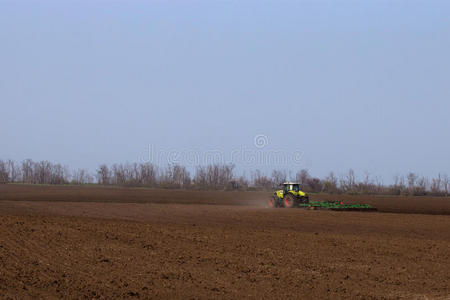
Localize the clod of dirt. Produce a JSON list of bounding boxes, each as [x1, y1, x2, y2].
[[127, 291, 139, 297]]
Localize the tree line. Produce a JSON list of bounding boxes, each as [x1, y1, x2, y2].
[[0, 159, 449, 196]]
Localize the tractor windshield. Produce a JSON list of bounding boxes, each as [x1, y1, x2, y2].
[[284, 184, 300, 192]]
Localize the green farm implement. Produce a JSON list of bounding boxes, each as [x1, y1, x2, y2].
[[297, 201, 376, 211]]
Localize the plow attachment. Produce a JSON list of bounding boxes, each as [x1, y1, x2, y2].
[[297, 201, 377, 212]]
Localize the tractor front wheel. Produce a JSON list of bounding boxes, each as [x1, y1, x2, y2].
[[269, 197, 279, 208], [284, 194, 296, 208]]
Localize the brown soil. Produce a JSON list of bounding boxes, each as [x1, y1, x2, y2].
[[2, 184, 450, 215], [0, 184, 449, 299]]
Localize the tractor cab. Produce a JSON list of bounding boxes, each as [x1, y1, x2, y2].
[[279, 182, 306, 197], [283, 182, 300, 194]]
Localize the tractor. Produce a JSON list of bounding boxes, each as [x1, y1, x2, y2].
[[268, 182, 377, 211], [269, 182, 309, 208]]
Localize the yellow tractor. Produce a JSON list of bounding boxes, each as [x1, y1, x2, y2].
[[269, 182, 309, 208]]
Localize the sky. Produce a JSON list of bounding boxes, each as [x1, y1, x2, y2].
[[1, 0, 449, 182]]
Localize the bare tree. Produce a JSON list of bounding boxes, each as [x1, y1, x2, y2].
[[442, 174, 449, 197], [72, 169, 92, 185], [339, 169, 356, 193], [206, 165, 219, 189], [360, 171, 371, 193], [252, 169, 273, 190], [407, 172, 417, 195], [374, 176, 384, 194], [97, 164, 111, 185], [22, 159, 34, 183], [219, 164, 234, 188], [306, 177, 323, 193], [392, 175, 405, 195], [111, 164, 127, 185], [236, 175, 249, 190], [140, 163, 157, 187], [0, 160, 9, 183], [295, 169, 310, 187], [415, 176, 428, 196], [193, 166, 207, 189], [346, 169, 356, 192], [170, 164, 190, 188], [323, 171, 338, 193], [430, 174, 442, 196], [271, 170, 287, 188], [3, 158, 450, 196], [7, 160, 21, 182]]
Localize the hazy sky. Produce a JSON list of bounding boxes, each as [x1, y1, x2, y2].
[[1, 0, 449, 181]]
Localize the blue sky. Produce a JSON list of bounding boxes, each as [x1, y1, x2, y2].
[[1, 0, 449, 181]]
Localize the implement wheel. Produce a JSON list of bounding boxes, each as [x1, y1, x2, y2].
[[284, 194, 296, 208]]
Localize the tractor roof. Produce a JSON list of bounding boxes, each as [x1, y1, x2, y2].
[[283, 182, 299, 185]]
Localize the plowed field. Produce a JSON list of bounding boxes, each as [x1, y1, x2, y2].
[[0, 185, 449, 299]]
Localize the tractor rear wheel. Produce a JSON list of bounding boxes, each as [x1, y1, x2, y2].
[[284, 194, 296, 208]]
